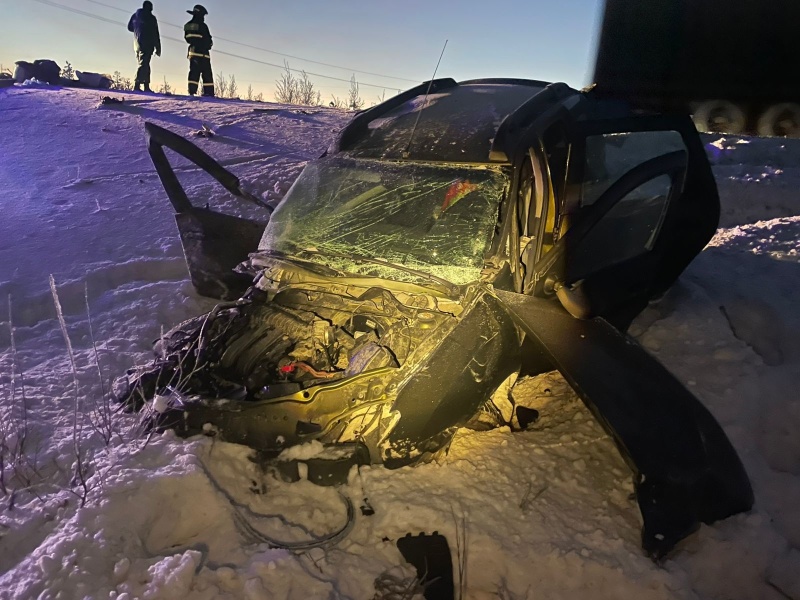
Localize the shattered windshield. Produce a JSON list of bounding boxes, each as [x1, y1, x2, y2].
[[260, 157, 507, 285]]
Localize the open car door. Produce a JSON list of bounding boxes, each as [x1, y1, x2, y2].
[[145, 122, 272, 300], [496, 114, 753, 558], [527, 115, 720, 327]]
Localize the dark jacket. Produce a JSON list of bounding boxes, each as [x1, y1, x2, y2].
[[128, 8, 161, 55], [184, 16, 213, 57]]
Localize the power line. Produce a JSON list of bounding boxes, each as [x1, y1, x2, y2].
[[28, 0, 417, 90], [30, 0, 410, 90], [32, 0, 123, 28], [84, 0, 419, 84]]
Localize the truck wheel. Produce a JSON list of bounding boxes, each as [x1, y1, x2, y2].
[[692, 100, 746, 134], [757, 103, 800, 138]]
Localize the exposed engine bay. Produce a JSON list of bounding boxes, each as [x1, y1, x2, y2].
[[116, 269, 520, 467]]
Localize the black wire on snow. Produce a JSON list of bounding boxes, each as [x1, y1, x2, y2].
[[197, 456, 356, 551]]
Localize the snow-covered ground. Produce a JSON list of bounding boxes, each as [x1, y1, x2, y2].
[[0, 85, 798, 600]]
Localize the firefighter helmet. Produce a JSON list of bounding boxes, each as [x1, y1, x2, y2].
[[187, 4, 208, 15]]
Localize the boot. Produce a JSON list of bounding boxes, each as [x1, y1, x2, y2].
[[143, 84, 152, 93], [134, 82, 142, 91]]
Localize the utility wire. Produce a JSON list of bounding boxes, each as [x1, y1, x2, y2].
[[84, 0, 419, 84], [29, 0, 417, 90]]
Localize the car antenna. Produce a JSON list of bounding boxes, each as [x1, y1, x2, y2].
[[403, 40, 448, 159]]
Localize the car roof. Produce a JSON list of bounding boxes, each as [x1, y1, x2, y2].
[[331, 78, 576, 164]]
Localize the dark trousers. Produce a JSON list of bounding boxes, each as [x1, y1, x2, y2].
[[188, 56, 214, 96], [135, 50, 152, 87]]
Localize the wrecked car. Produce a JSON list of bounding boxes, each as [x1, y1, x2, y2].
[[115, 78, 753, 558]]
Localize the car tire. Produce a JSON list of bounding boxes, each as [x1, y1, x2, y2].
[[692, 100, 747, 134], [756, 103, 800, 138]]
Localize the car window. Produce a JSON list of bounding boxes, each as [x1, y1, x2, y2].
[[569, 173, 675, 277], [581, 131, 685, 207]]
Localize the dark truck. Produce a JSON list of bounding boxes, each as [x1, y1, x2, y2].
[[592, 0, 800, 137]]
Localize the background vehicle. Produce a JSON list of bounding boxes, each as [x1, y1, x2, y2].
[[592, 0, 800, 137], [120, 78, 753, 558]]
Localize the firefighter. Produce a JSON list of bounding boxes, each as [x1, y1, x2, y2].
[[127, 1, 161, 92], [184, 4, 215, 97]]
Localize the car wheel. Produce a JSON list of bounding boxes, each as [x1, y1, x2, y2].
[[756, 103, 800, 138], [692, 100, 747, 134]]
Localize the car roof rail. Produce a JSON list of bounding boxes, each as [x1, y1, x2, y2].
[[458, 77, 552, 88]]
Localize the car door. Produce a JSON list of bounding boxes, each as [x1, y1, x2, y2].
[[525, 114, 719, 328], [493, 117, 749, 562]]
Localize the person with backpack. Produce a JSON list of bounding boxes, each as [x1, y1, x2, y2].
[[184, 4, 215, 97], [127, 1, 161, 92]]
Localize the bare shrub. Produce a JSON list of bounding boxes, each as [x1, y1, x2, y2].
[[49, 276, 91, 506], [60, 61, 75, 81], [274, 62, 298, 104], [296, 71, 320, 106], [330, 76, 364, 110], [227, 74, 238, 99], [244, 83, 265, 102], [111, 71, 133, 91], [452, 508, 469, 600], [215, 71, 229, 98], [82, 283, 119, 446], [0, 294, 46, 506], [157, 76, 173, 95], [347, 75, 364, 110]]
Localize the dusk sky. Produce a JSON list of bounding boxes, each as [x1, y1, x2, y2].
[[3, 0, 604, 100]]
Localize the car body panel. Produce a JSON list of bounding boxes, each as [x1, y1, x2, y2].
[[385, 288, 521, 467], [493, 289, 754, 558]]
